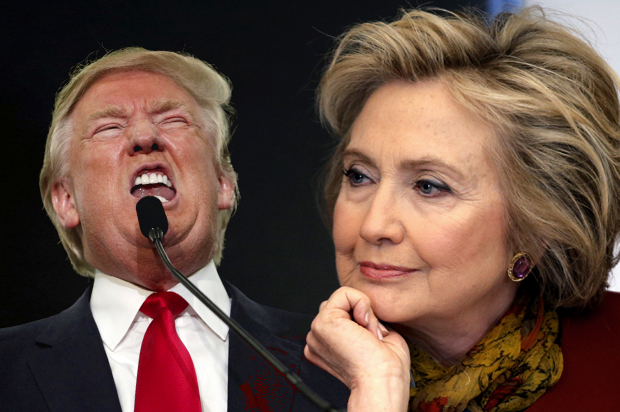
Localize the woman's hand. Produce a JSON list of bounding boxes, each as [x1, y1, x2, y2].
[[304, 286, 411, 412]]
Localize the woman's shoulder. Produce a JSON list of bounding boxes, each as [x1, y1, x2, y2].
[[526, 291, 620, 411], [562, 291, 620, 332]]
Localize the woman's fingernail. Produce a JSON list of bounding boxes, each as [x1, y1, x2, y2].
[[365, 311, 369, 324], [378, 323, 389, 335], [376, 328, 384, 341]]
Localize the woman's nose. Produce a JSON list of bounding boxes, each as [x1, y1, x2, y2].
[[359, 186, 406, 245], [127, 121, 165, 155]]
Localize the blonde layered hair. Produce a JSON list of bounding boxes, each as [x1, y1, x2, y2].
[[319, 8, 620, 310], [40, 47, 238, 277]]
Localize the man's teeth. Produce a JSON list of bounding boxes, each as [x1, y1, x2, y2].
[[154, 195, 169, 203], [134, 173, 172, 187]]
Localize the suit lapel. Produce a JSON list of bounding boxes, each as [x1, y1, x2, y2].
[[29, 286, 122, 412], [225, 282, 305, 412]]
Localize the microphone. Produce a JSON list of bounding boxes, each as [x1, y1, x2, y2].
[[135, 196, 343, 412], [136, 196, 168, 241]]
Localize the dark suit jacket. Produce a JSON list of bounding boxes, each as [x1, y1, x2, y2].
[[0, 282, 349, 412]]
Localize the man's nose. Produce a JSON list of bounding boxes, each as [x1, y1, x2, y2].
[[128, 121, 165, 155]]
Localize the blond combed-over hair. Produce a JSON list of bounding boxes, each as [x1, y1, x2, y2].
[[319, 8, 620, 310], [40, 47, 239, 277]]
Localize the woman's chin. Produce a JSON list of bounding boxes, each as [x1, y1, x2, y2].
[[365, 293, 419, 325], [344, 280, 423, 324]]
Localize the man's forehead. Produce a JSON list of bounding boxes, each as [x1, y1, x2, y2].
[[71, 71, 201, 123]]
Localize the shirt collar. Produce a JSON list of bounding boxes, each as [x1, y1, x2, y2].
[[91, 261, 230, 351]]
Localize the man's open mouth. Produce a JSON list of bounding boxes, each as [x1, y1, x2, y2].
[[131, 169, 176, 203]]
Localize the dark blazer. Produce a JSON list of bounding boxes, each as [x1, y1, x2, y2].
[[526, 291, 620, 411], [0, 282, 349, 412]]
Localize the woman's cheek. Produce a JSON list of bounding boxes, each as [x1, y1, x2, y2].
[[335, 254, 357, 286]]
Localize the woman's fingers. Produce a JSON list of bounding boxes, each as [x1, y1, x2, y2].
[[379, 322, 389, 337], [365, 311, 390, 341], [306, 287, 406, 388], [307, 287, 412, 411], [320, 286, 385, 339], [319, 286, 372, 321]]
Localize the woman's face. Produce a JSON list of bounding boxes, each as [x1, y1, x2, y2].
[[333, 79, 519, 334]]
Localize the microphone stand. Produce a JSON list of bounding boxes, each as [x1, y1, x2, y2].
[[148, 227, 344, 412]]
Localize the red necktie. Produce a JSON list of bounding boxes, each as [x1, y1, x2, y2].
[[135, 292, 201, 412]]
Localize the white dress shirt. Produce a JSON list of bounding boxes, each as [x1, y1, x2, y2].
[[90, 261, 230, 412]]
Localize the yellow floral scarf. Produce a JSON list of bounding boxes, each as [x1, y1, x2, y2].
[[408, 298, 563, 412]]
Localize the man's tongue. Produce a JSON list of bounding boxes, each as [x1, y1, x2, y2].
[[132, 185, 175, 201]]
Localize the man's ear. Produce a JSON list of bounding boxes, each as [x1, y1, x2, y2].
[[51, 178, 80, 229], [217, 175, 236, 211]]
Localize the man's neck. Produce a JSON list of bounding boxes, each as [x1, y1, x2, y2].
[[87, 246, 211, 291]]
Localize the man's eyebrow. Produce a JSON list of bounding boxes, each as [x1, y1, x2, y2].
[[85, 100, 196, 125], [86, 105, 128, 124], [148, 99, 194, 117]]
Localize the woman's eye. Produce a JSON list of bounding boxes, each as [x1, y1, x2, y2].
[[414, 179, 450, 196], [343, 168, 372, 186]]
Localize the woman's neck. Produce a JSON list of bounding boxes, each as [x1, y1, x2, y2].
[[393, 294, 517, 367]]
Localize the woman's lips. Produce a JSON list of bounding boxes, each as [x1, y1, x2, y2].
[[359, 261, 416, 280]]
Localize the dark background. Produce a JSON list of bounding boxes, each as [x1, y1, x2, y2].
[[1, 0, 484, 328]]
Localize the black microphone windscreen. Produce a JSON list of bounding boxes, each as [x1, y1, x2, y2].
[[136, 196, 169, 239]]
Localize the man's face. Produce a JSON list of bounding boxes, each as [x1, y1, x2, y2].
[[52, 71, 235, 289]]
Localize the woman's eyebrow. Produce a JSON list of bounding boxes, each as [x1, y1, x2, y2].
[[344, 148, 464, 180], [400, 158, 464, 180], [342, 148, 376, 166]]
